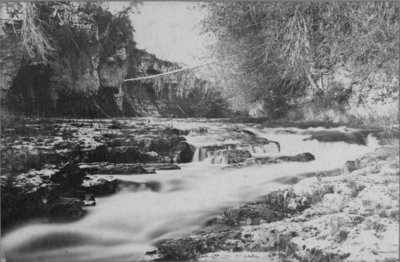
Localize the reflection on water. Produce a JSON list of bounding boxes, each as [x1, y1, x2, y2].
[[1, 120, 379, 262]]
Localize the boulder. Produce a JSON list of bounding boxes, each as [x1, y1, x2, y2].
[[277, 152, 315, 162], [50, 163, 86, 187], [46, 197, 84, 221], [176, 142, 196, 163]]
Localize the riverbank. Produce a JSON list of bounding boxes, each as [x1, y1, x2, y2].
[[148, 138, 399, 262]]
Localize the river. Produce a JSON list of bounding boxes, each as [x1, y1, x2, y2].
[[1, 118, 379, 262]]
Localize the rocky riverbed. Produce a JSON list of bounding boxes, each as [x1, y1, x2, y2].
[[1, 118, 397, 262], [1, 118, 199, 229], [1, 118, 305, 231], [146, 140, 399, 262]]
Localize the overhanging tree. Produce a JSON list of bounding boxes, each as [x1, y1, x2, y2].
[[201, 2, 399, 115]]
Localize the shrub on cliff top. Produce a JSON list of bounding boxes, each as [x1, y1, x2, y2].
[[1, 2, 138, 61]]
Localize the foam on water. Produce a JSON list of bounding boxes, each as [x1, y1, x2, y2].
[[1, 121, 379, 262]]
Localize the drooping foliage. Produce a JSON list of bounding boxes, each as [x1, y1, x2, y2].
[[1, 2, 139, 63], [165, 82, 229, 118], [202, 2, 399, 114], [1, 2, 55, 64]]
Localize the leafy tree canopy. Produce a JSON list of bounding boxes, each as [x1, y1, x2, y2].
[[201, 2, 399, 114]]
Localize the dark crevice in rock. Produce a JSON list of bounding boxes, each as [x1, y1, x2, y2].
[[6, 64, 55, 116]]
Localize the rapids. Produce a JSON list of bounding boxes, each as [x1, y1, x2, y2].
[[1, 119, 379, 262]]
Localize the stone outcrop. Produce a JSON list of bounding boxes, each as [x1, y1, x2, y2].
[[0, 14, 212, 118], [0, 22, 24, 108], [150, 141, 399, 262], [286, 63, 399, 122], [155, 185, 330, 261]]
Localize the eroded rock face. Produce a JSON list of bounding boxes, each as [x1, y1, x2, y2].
[[0, 21, 205, 118], [1, 20, 105, 117], [283, 63, 398, 122], [0, 29, 23, 107], [347, 64, 399, 117], [98, 48, 128, 89], [51, 46, 100, 97]]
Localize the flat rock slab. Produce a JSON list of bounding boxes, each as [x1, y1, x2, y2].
[[304, 130, 370, 145], [79, 162, 180, 175], [225, 153, 315, 169], [82, 176, 162, 196], [254, 152, 315, 164]]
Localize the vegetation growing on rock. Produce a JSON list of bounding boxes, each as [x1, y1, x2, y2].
[[201, 2, 399, 121], [0, 2, 230, 118]]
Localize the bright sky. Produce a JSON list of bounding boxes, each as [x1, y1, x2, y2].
[[109, 1, 212, 66]]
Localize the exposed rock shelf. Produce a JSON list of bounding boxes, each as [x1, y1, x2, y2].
[[147, 141, 399, 262], [0, 118, 196, 229]]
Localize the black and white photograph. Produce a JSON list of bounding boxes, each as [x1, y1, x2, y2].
[[0, 1, 399, 261]]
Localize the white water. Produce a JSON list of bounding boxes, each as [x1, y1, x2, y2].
[[1, 121, 379, 262]]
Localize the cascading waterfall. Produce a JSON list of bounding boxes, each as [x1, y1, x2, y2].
[[191, 143, 280, 164], [1, 119, 379, 262]]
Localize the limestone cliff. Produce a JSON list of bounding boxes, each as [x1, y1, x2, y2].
[[287, 62, 399, 123], [0, 22, 24, 110], [0, 8, 211, 118]]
